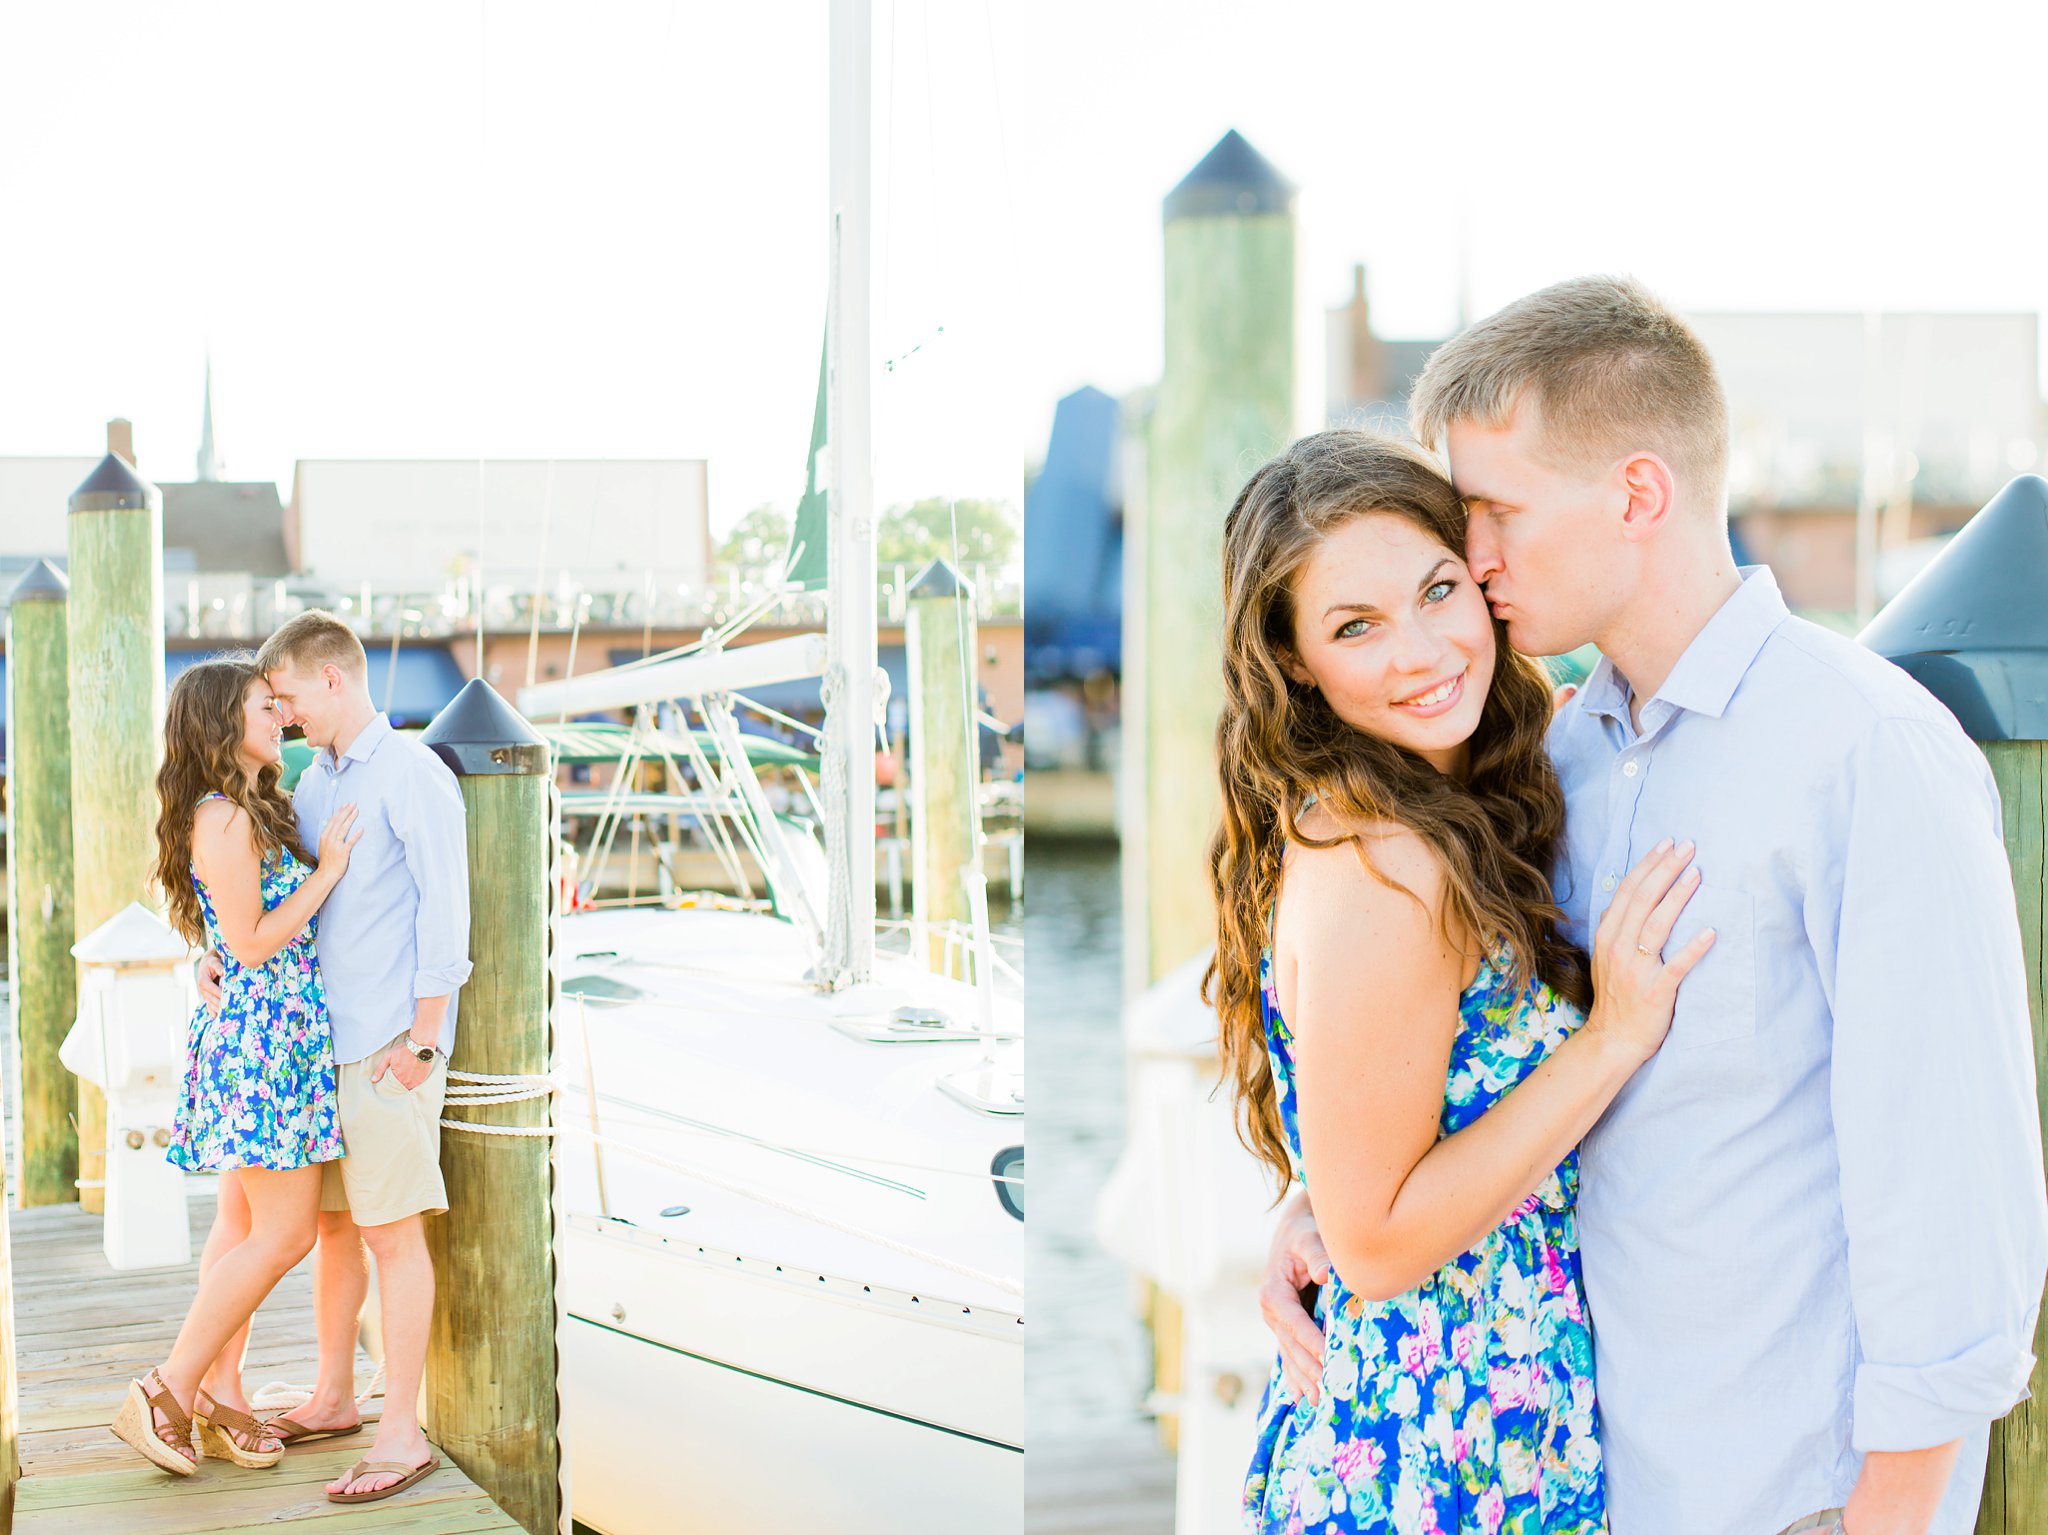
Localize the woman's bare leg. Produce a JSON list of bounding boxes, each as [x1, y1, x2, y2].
[[148, 1164, 322, 1452], [195, 1173, 256, 1412]]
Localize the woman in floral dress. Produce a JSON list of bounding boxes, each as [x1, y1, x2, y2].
[[110, 658, 361, 1477], [1206, 433, 1716, 1534]]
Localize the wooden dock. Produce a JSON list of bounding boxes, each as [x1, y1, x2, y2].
[[7, 1190, 523, 1534]]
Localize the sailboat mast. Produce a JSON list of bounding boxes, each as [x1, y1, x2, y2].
[[822, 0, 877, 985]]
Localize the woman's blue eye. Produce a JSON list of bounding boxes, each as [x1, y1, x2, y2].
[[1335, 617, 1372, 640], [1424, 580, 1456, 603]]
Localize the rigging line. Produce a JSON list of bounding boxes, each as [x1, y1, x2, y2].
[[879, 0, 900, 410], [474, 0, 489, 681], [973, 0, 1019, 272], [729, 690, 827, 742], [525, 458, 556, 689], [949, 495, 981, 856], [917, 0, 946, 325]]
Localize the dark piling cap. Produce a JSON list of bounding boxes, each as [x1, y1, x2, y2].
[[69, 452, 160, 514], [1860, 473, 2048, 741], [1163, 129, 1296, 223], [907, 556, 974, 601], [420, 677, 549, 776], [10, 559, 69, 603]]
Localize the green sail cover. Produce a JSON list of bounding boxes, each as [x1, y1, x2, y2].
[[786, 335, 829, 592], [532, 719, 819, 771], [278, 737, 317, 792]]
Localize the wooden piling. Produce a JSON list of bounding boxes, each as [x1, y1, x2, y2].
[[65, 455, 165, 1218], [7, 561, 77, 1210], [1982, 739, 2047, 1531], [1134, 129, 1299, 987], [0, 1160, 14, 1530], [907, 558, 980, 973], [420, 678, 559, 1535], [1124, 129, 1299, 1466]]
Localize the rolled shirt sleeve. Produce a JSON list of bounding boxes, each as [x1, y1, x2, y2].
[[394, 756, 474, 1000], [1818, 715, 2048, 1451]]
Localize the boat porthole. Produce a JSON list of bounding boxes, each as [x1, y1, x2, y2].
[[991, 1145, 1024, 1221]]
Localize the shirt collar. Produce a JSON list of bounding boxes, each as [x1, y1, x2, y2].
[[1575, 566, 1789, 727], [323, 712, 394, 776]]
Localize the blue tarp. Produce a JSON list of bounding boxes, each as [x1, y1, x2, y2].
[[166, 644, 464, 728], [1024, 385, 1123, 680], [0, 643, 468, 765]]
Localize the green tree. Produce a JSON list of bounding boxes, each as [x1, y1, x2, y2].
[[876, 497, 1019, 572], [717, 504, 793, 567]]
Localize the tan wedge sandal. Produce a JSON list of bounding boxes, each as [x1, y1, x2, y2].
[[194, 1391, 285, 1468], [109, 1368, 198, 1477]]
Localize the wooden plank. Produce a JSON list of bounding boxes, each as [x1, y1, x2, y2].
[[5, 1187, 520, 1534]]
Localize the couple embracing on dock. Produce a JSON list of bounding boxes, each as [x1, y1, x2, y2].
[[1212, 277, 2048, 1535], [107, 611, 472, 1506]]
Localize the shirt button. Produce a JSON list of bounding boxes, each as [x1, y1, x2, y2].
[[1601, 874, 1617, 892], [1622, 760, 1639, 778]]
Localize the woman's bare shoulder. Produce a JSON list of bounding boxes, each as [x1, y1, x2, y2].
[[189, 797, 254, 859], [1284, 805, 1446, 908]]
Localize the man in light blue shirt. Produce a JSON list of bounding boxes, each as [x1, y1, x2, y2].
[[199, 611, 472, 1503], [1261, 276, 2046, 1535]]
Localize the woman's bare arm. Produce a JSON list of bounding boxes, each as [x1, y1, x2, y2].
[[190, 801, 347, 968], [1281, 826, 1704, 1302]]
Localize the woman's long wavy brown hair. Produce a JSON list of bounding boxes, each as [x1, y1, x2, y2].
[[153, 656, 311, 945], [1202, 430, 1592, 1193]]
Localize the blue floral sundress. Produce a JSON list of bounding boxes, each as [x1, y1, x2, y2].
[[166, 793, 344, 1173], [1244, 936, 1606, 1535]]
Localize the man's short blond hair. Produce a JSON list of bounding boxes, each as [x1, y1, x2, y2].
[[1409, 275, 1729, 508], [255, 609, 368, 680]]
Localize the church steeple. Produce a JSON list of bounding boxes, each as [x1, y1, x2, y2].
[[196, 352, 222, 481]]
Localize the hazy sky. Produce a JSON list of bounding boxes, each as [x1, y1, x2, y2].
[[2, 3, 2041, 535]]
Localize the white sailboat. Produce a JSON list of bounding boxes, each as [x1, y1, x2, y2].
[[520, 4, 1024, 1530]]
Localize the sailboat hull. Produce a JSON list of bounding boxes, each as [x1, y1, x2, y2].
[[561, 1216, 1022, 1534], [547, 905, 1023, 1534]]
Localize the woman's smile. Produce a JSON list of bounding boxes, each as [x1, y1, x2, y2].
[[1391, 668, 1467, 717]]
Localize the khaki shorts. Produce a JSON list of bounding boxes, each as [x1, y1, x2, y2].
[[320, 1034, 448, 1228], [1774, 1512, 1845, 1535]]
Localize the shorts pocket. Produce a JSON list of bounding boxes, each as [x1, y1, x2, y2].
[[1663, 883, 1757, 1049]]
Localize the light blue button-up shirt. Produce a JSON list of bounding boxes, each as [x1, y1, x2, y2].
[[1548, 566, 2047, 1535], [292, 713, 473, 1066]]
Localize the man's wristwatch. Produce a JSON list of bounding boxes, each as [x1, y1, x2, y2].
[[405, 1036, 439, 1064]]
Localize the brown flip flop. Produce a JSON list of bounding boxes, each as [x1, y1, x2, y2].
[[326, 1453, 440, 1504], [261, 1410, 363, 1447]]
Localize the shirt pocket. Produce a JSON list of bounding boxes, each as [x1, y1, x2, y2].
[[1664, 882, 1757, 1049]]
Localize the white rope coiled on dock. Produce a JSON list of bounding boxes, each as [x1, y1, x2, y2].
[[436, 1069, 1022, 1299]]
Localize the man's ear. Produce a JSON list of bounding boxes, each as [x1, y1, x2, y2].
[[322, 662, 344, 692], [1616, 452, 1677, 543]]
